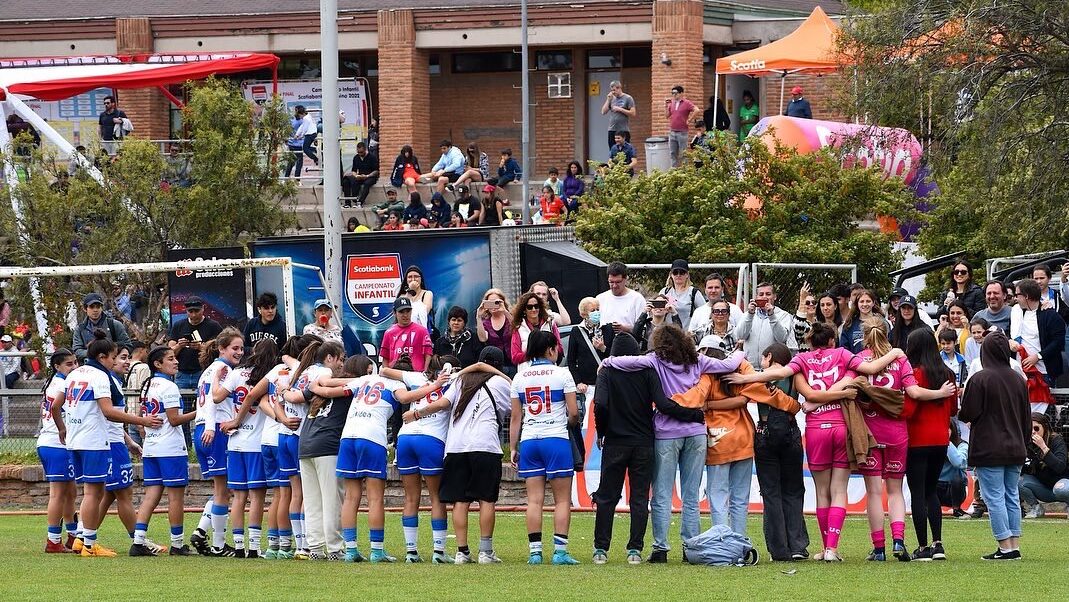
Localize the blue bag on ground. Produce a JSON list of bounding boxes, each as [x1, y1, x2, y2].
[[682, 524, 755, 566]]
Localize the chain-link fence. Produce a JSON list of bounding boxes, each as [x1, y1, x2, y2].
[[751, 263, 858, 314]]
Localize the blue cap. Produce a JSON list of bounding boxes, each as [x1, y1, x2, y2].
[[313, 298, 332, 310], [82, 292, 104, 307]]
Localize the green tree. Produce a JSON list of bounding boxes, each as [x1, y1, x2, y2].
[[574, 140, 914, 303], [0, 78, 297, 345], [837, 0, 1069, 263]]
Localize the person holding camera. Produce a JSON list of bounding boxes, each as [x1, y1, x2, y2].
[[632, 294, 682, 353], [167, 296, 222, 392], [1019, 412, 1068, 518], [732, 282, 790, 367]]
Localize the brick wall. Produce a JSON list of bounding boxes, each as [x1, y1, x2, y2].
[[533, 73, 576, 177], [427, 66, 523, 176], [650, 0, 704, 140], [621, 66, 651, 170], [114, 17, 170, 141], [759, 72, 849, 122], [378, 10, 431, 161]]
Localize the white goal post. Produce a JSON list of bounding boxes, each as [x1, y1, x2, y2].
[[0, 257, 312, 352]]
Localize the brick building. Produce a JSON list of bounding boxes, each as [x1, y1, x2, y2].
[[0, 0, 846, 175]]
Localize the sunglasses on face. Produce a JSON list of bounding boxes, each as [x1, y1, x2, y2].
[[953, 269, 969, 275], [671, 270, 687, 276], [526, 304, 540, 310], [711, 309, 729, 315], [804, 300, 816, 306]]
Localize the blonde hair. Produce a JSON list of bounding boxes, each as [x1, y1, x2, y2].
[[482, 288, 510, 313], [578, 296, 597, 316], [862, 317, 891, 360]]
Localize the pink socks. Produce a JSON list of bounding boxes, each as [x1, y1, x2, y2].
[[826, 507, 847, 550], [816, 507, 830, 548], [891, 520, 905, 542], [871, 529, 885, 549]]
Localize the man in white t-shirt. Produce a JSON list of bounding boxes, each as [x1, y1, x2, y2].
[[594, 262, 646, 335]]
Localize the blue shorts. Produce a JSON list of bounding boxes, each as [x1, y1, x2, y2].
[[143, 456, 189, 488], [278, 433, 301, 478], [71, 449, 112, 484], [396, 434, 445, 476], [261, 444, 288, 488], [227, 450, 267, 490], [106, 442, 134, 491], [193, 424, 229, 477], [336, 438, 388, 480], [38, 446, 74, 482], [517, 437, 574, 480]]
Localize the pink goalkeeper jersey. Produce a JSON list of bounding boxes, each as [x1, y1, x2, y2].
[[850, 349, 917, 444], [788, 347, 862, 425]]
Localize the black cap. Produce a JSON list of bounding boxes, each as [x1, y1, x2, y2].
[[456, 184, 468, 194], [890, 287, 908, 299], [671, 259, 689, 272], [82, 292, 104, 307], [898, 295, 918, 308], [183, 296, 204, 308], [393, 296, 412, 311]]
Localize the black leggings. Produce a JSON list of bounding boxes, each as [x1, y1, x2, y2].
[[906, 446, 946, 547]]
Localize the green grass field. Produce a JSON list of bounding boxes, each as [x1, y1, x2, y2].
[[2, 511, 1068, 600]]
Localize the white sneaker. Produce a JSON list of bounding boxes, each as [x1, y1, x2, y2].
[[454, 551, 473, 564], [478, 551, 503, 564], [1024, 504, 1044, 519]]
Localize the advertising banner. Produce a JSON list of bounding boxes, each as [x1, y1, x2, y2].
[[251, 231, 493, 355], [166, 247, 248, 330], [241, 78, 369, 166], [22, 88, 112, 149]]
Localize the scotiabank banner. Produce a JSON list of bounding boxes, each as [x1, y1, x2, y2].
[[251, 231, 493, 355]]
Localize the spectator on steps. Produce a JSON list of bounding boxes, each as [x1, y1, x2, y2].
[[390, 145, 421, 194], [422, 139, 466, 195]]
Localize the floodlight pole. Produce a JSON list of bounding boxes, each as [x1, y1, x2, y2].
[[520, 0, 531, 225], [320, 0, 343, 315]]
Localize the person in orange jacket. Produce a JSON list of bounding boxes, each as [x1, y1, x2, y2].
[[672, 334, 800, 538]]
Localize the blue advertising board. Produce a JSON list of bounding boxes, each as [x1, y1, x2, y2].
[[251, 231, 493, 355]]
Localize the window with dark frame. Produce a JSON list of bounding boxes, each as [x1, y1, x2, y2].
[[452, 51, 521, 74]]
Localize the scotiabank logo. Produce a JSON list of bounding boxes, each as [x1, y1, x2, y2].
[[346, 254, 402, 324], [730, 59, 766, 71]]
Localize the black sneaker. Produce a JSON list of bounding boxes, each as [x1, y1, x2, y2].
[[246, 549, 260, 559], [892, 541, 911, 562], [169, 544, 195, 556], [931, 542, 946, 560], [740, 549, 759, 566], [234, 548, 246, 559], [210, 544, 237, 558], [790, 552, 808, 561], [190, 530, 211, 556], [951, 508, 966, 518], [981, 549, 1021, 561], [911, 546, 933, 562], [647, 550, 668, 564], [129, 543, 158, 557]]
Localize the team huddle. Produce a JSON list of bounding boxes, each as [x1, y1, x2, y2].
[[36, 325, 589, 564]]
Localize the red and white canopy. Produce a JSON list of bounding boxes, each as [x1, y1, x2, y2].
[[0, 52, 279, 101]]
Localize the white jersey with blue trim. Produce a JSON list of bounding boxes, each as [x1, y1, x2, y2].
[[63, 365, 115, 451], [396, 370, 450, 443], [340, 375, 404, 447], [37, 374, 68, 448], [106, 372, 126, 444], [512, 359, 575, 441], [223, 366, 265, 452], [285, 363, 333, 435], [142, 375, 186, 458], [261, 363, 291, 446], [195, 360, 232, 429]]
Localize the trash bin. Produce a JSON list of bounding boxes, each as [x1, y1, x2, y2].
[[644, 136, 671, 174]]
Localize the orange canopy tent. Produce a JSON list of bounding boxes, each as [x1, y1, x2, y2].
[[714, 6, 845, 114]]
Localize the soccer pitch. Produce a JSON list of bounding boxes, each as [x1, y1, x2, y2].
[[2, 512, 1066, 600]]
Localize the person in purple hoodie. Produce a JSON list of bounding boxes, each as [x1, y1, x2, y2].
[[600, 323, 744, 563]]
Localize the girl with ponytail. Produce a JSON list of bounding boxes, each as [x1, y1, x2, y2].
[[37, 348, 78, 553]]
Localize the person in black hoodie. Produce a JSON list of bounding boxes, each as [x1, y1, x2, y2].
[[242, 292, 287, 352], [1018, 412, 1069, 518], [959, 331, 1030, 560], [591, 333, 704, 565]]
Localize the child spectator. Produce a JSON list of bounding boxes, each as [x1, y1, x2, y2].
[[938, 420, 969, 517], [538, 186, 567, 223], [493, 148, 522, 197], [381, 212, 402, 231], [543, 167, 563, 198], [390, 145, 421, 193], [939, 329, 968, 385], [402, 192, 428, 223], [609, 133, 637, 176], [428, 192, 451, 228]]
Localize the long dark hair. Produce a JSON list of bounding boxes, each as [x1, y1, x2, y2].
[[525, 330, 558, 362], [817, 293, 842, 327], [42, 348, 75, 393], [139, 346, 174, 406], [87, 329, 116, 362], [946, 259, 975, 292], [651, 324, 699, 367], [512, 291, 549, 330], [905, 327, 954, 385], [242, 338, 280, 388], [290, 339, 344, 385]]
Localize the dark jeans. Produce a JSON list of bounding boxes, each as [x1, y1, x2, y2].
[[608, 130, 631, 152], [754, 427, 809, 560], [294, 134, 319, 176], [342, 175, 378, 205], [906, 445, 946, 546], [593, 444, 654, 552], [938, 477, 967, 510], [3, 372, 17, 389]]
